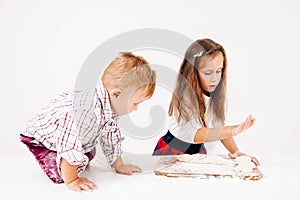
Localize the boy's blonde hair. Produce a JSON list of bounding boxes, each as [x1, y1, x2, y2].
[[102, 52, 156, 98]]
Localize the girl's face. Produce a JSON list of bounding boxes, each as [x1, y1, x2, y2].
[[198, 51, 224, 93]]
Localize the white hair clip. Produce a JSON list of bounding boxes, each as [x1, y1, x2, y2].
[[193, 51, 204, 58]]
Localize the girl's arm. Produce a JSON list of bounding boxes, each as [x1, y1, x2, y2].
[[193, 125, 237, 143], [60, 158, 97, 191], [220, 136, 260, 166], [193, 115, 260, 166], [194, 115, 255, 143], [220, 135, 239, 154]]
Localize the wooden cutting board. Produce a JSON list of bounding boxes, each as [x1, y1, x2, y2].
[[154, 155, 263, 181]]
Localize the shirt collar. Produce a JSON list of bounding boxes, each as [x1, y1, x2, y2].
[[94, 81, 118, 122], [203, 94, 211, 105]]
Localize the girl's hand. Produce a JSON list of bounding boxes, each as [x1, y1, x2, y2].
[[232, 115, 256, 136], [114, 164, 142, 175], [66, 177, 97, 192], [228, 150, 260, 166]]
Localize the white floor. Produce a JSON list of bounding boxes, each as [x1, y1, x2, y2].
[[2, 152, 299, 200]]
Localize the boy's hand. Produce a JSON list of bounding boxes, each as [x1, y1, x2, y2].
[[112, 156, 142, 175], [114, 163, 142, 175], [232, 115, 256, 136], [66, 177, 97, 192], [60, 158, 97, 192]]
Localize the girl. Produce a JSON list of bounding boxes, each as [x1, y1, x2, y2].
[[153, 39, 259, 165]]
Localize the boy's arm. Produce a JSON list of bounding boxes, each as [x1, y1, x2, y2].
[[111, 156, 123, 169], [60, 158, 97, 191], [60, 158, 79, 184]]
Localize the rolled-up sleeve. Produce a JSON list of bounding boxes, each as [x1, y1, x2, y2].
[[99, 120, 122, 166], [55, 111, 89, 174]]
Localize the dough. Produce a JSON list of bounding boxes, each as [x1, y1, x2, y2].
[[234, 156, 256, 173], [178, 154, 233, 165]]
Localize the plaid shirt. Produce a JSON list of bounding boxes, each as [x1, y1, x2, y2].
[[21, 82, 122, 173]]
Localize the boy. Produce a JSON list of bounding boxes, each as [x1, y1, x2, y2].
[[20, 52, 156, 191]]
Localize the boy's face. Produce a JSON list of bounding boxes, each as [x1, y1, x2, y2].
[[110, 88, 149, 116]]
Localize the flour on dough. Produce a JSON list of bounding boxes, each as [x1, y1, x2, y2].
[[234, 155, 256, 173], [178, 154, 234, 165]]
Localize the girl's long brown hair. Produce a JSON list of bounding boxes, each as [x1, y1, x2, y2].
[[169, 39, 227, 127]]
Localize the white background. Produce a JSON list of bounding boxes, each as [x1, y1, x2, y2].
[[1, 0, 300, 198], [1, 0, 299, 158]]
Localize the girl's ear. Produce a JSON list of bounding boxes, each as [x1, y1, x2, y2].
[[110, 88, 122, 98]]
